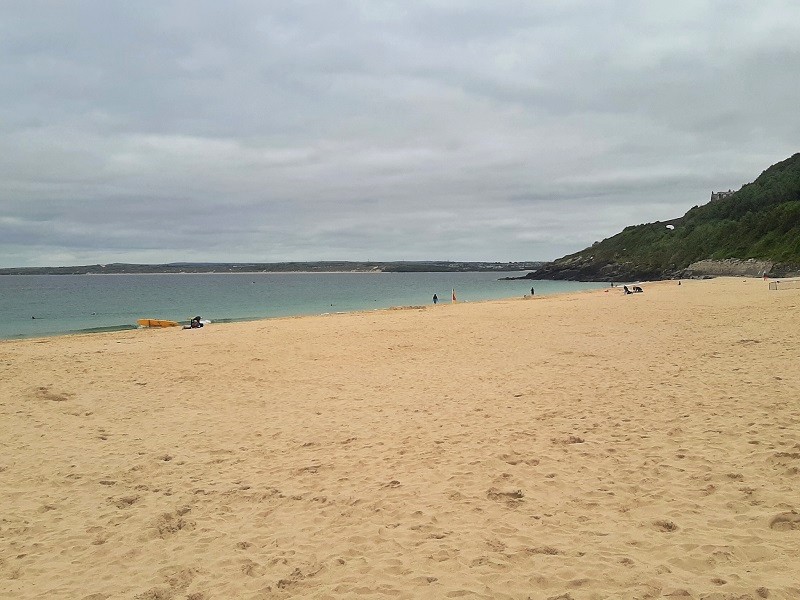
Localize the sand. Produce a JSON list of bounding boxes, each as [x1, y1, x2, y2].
[[1, 277, 799, 600]]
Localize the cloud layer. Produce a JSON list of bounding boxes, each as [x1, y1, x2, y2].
[[2, 1, 799, 266]]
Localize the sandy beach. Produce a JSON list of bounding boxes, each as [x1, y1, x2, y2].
[[1, 277, 799, 600]]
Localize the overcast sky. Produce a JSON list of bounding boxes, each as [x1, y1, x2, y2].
[[1, 1, 799, 267]]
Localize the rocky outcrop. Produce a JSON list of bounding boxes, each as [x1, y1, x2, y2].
[[529, 257, 800, 282], [528, 256, 676, 282], [771, 263, 800, 277], [680, 258, 799, 278], [682, 259, 773, 278]]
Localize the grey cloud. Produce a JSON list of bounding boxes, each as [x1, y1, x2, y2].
[[1, 1, 799, 266]]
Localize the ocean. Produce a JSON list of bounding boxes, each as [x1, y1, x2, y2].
[[0, 272, 606, 340]]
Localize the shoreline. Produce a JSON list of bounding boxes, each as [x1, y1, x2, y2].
[[0, 277, 602, 342], [0, 287, 581, 343], [3, 277, 799, 598]]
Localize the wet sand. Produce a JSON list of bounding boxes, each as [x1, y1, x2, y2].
[[1, 277, 799, 599]]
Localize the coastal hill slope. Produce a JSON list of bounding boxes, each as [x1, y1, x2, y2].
[[534, 152, 800, 281]]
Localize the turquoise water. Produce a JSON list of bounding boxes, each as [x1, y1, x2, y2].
[[0, 273, 606, 340]]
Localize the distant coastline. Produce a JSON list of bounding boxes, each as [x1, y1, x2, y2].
[[0, 260, 545, 276]]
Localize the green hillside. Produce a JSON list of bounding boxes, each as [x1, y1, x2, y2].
[[535, 152, 800, 281]]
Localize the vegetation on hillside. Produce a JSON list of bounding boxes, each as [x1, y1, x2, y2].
[[538, 152, 800, 279]]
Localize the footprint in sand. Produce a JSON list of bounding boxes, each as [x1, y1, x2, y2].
[[133, 587, 172, 600], [154, 506, 194, 538], [525, 546, 562, 556], [112, 495, 140, 509], [769, 511, 800, 531], [769, 452, 800, 478], [486, 487, 524, 506], [276, 565, 322, 590], [134, 567, 203, 600], [34, 386, 72, 402], [499, 452, 540, 466], [552, 435, 585, 445], [653, 519, 679, 533], [240, 559, 266, 577], [295, 464, 323, 475]]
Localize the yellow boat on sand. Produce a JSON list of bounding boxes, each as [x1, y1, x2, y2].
[[137, 318, 180, 328]]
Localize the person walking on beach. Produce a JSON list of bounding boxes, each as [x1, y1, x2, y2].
[[432, 294, 438, 304], [530, 287, 534, 296]]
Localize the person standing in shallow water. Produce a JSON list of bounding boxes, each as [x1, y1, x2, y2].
[[432, 294, 438, 304]]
